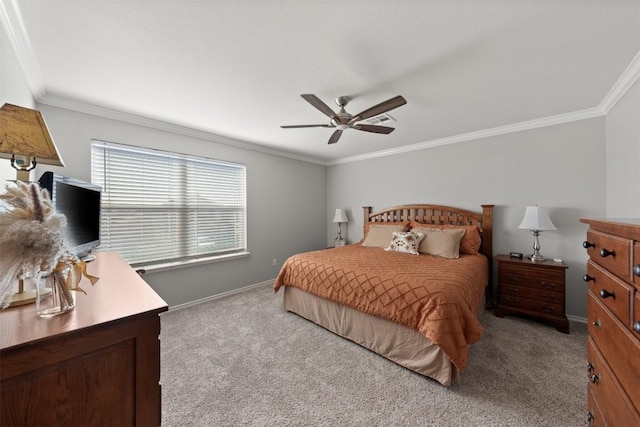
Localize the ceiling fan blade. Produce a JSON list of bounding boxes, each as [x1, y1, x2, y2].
[[350, 95, 407, 122], [280, 124, 333, 128], [328, 129, 343, 144], [352, 124, 395, 134], [301, 94, 336, 119]]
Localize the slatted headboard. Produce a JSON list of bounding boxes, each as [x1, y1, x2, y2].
[[363, 204, 495, 306]]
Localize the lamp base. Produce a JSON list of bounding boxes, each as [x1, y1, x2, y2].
[[529, 253, 547, 262], [8, 290, 37, 307]]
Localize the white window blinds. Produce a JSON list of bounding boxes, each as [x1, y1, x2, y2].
[[91, 140, 246, 267]]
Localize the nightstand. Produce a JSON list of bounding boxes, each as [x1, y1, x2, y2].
[[495, 254, 569, 333]]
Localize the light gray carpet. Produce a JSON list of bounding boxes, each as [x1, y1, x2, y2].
[[160, 284, 587, 426]]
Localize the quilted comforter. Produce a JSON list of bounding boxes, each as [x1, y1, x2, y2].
[[274, 244, 488, 371]]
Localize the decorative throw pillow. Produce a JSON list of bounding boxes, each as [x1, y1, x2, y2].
[[409, 223, 481, 254], [361, 224, 409, 248], [412, 228, 465, 258], [384, 231, 425, 255]]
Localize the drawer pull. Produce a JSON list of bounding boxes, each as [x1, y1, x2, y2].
[[541, 306, 555, 313], [598, 289, 615, 299], [540, 281, 557, 289], [586, 361, 594, 372], [541, 293, 556, 300], [589, 373, 600, 384], [583, 274, 595, 283], [634, 321, 640, 334], [634, 264, 640, 277], [592, 319, 601, 329], [587, 411, 594, 423], [599, 248, 615, 258], [583, 241, 595, 249]]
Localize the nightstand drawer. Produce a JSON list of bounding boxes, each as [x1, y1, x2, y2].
[[587, 338, 640, 427], [500, 266, 564, 292], [585, 230, 632, 281], [500, 284, 563, 304], [498, 294, 563, 316], [586, 260, 633, 326]]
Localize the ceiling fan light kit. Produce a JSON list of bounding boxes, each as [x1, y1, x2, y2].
[[281, 94, 407, 144]]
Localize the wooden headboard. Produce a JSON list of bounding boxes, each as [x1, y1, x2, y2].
[[363, 204, 495, 306]]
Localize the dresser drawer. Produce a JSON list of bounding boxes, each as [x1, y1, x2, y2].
[[585, 230, 632, 281], [586, 260, 633, 326], [587, 388, 607, 427], [587, 338, 640, 427], [635, 293, 640, 339], [500, 284, 563, 304], [499, 265, 564, 292], [498, 294, 564, 316], [588, 293, 640, 412]]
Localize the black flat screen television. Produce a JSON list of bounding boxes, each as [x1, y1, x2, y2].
[[38, 171, 102, 260]]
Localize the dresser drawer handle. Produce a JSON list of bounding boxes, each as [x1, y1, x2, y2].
[[583, 275, 595, 283], [599, 248, 615, 258], [583, 241, 595, 249], [589, 373, 600, 384], [634, 264, 640, 277], [540, 281, 557, 289], [586, 361, 594, 373], [599, 289, 615, 299], [634, 321, 640, 334], [587, 411, 594, 423], [541, 293, 556, 300], [592, 319, 601, 329], [541, 306, 555, 313]]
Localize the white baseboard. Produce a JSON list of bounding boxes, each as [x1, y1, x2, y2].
[[567, 314, 587, 324], [165, 279, 275, 313]]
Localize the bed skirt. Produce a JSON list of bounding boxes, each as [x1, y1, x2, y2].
[[283, 286, 482, 386]]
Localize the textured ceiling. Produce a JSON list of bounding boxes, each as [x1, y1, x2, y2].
[[5, 1, 640, 164]]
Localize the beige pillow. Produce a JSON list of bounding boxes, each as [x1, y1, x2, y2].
[[361, 224, 408, 248], [413, 228, 466, 258], [409, 223, 481, 254]]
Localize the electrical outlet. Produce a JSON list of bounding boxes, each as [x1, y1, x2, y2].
[[272, 258, 278, 266]]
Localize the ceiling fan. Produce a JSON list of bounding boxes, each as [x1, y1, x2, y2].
[[281, 94, 407, 144]]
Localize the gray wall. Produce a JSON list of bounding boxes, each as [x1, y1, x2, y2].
[[327, 118, 607, 320], [32, 106, 328, 307], [606, 77, 640, 216]]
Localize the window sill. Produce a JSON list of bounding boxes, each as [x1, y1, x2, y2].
[[135, 252, 250, 274]]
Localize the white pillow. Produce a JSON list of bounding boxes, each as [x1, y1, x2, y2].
[[384, 231, 425, 255]]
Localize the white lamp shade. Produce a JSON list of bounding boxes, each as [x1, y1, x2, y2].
[[332, 209, 349, 223], [518, 206, 557, 231]]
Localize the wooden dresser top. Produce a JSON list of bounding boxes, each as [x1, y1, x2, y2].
[[0, 251, 168, 351]]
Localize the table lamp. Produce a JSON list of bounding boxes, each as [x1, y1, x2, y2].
[[0, 103, 64, 306], [332, 209, 349, 246], [518, 206, 556, 262]]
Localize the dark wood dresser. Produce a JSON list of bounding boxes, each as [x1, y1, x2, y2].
[[581, 218, 640, 426], [0, 252, 168, 426], [495, 254, 569, 333]]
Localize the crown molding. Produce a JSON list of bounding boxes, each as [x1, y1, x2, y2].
[[327, 107, 605, 166], [599, 49, 640, 114], [0, 0, 45, 100], [39, 93, 327, 166]]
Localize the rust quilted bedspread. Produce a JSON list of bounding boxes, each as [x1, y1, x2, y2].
[[274, 244, 488, 371]]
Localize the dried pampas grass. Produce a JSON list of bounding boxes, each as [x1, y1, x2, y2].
[[0, 181, 68, 308]]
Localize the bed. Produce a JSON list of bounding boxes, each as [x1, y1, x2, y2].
[[274, 204, 494, 386]]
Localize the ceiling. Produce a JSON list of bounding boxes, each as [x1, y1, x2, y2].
[[3, 1, 640, 164]]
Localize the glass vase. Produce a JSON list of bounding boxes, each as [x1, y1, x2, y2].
[[35, 265, 76, 317]]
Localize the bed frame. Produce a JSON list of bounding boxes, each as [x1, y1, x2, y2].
[[363, 204, 495, 306]]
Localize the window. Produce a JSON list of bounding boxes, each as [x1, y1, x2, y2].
[[91, 140, 246, 268]]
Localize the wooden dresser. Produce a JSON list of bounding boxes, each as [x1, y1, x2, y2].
[[581, 219, 640, 426], [495, 254, 569, 333], [0, 252, 168, 427]]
